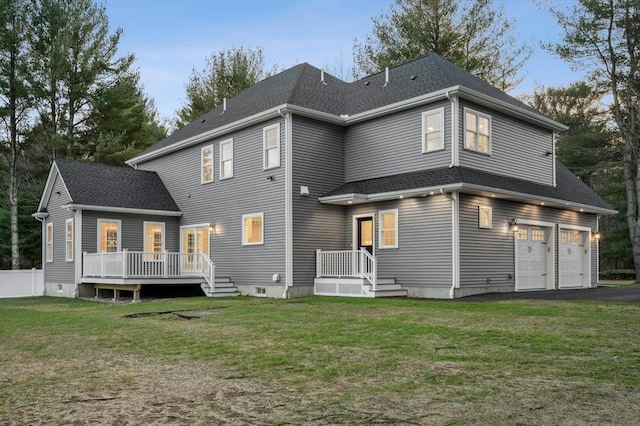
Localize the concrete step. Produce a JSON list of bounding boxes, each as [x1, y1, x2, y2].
[[369, 289, 408, 298]]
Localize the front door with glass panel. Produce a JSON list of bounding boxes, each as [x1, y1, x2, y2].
[[356, 217, 374, 255], [181, 227, 209, 273]]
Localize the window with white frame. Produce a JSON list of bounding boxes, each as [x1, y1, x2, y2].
[[219, 138, 233, 179], [98, 219, 121, 253], [144, 222, 165, 260], [464, 109, 491, 154], [379, 209, 398, 248], [478, 206, 492, 229], [46, 222, 53, 262], [422, 108, 444, 152], [65, 219, 74, 261], [242, 213, 264, 245], [201, 145, 214, 183], [263, 124, 280, 169]]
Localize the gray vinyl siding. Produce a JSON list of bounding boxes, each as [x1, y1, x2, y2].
[[291, 116, 346, 286], [44, 173, 75, 284], [458, 101, 554, 186], [81, 210, 179, 254], [346, 195, 453, 288], [459, 194, 598, 288], [136, 118, 287, 289], [345, 101, 451, 182]]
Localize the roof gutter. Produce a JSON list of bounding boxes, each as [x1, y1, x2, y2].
[[63, 204, 183, 217]]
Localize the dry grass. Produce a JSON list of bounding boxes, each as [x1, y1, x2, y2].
[[0, 296, 638, 425]]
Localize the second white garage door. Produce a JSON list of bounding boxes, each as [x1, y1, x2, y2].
[[559, 229, 589, 289]]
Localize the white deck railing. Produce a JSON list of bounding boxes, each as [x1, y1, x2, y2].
[[83, 250, 214, 280], [316, 249, 377, 291]]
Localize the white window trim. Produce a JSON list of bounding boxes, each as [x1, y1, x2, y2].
[[97, 219, 122, 253], [263, 123, 280, 170], [463, 107, 492, 155], [378, 209, 398, 249], [201, 144, 214, 184], [180, 224, 211, 257], [421, 107, 445, 153], [65, 218, 74, 262], [144, 221, 165, 254], [46, 222, 53, 263], [219, 138, 234, 180], [242, 212, 264, 246], [478, 206, 492, 229]]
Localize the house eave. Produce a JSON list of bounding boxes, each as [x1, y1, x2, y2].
[[64, 204, 183, 217], [319, 181, 615, 215]]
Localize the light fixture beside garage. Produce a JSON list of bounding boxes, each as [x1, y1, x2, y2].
[[592, 230, 601, 240], [508, 218, 519, 232]]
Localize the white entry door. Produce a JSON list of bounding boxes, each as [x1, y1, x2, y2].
[[516, 226, 549, 291], [559, 229, 588, 288]]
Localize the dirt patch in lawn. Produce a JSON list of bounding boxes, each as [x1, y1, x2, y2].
[[1, 348, 638, 425]]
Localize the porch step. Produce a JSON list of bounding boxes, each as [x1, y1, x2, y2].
[[200, 276, 240, 297], [314, 277, 407, 298], [365, 282, 408, 298]]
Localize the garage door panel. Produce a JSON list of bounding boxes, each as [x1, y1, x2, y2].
[[559, 229, 587, 289], [516, 226, 548, 291]]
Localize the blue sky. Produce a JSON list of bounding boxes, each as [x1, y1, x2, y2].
[[104, 0, 582, 122]]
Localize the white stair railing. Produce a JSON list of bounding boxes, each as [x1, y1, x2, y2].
[[316, 249, 377, 290], [200, 252, 216, 293]]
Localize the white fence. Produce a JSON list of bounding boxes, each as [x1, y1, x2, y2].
[[0, 268, 44, 298]]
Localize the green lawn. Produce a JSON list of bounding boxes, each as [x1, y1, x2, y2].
[[1, 296, 638, 424]]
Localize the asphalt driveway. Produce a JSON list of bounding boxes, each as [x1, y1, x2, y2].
[[456, 286, 640, 302]]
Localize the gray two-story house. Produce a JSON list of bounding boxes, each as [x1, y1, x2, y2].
[[34, 54, 615, 300]]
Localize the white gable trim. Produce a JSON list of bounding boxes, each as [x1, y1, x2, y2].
[[37, 161, 73, 213]]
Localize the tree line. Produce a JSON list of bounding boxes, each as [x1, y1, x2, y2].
[[1, 0, 637, 279]]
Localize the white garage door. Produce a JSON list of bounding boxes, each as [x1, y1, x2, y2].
[[516, 226, 549, 291], [559, 229, 588, 288]]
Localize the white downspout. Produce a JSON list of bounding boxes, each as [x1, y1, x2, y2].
[[279, 109, 293, 298], [441, 189, 459, 299], [446, 92, 459, 168]]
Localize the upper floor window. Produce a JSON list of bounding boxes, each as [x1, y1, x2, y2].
[[46, 222, 53, 262], [263, 123, 280, 169], [422, 108, 444, 152], [201, 145, 213, 183], [379, 209, 398, 249], [144, 222, 165, 260], [98, 219, 121, 253], [65, 219, 74, 261], [242, 213, 264, 245], [464, 109, 491, 154], [220, 138, 233, 180]]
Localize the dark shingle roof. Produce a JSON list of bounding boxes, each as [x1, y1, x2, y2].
[[55, 159, 180, 212], [134, 54, 548, 160], [322, 161, 613, 212]]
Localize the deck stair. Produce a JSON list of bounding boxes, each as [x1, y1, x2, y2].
[[200, 276, 240, 297], [363, 278, 408, 298]]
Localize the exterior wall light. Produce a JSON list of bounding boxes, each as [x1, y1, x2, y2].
[[208, 223, 216, 234], [592, 230, 601, 240], [508, 218, 519, 232]]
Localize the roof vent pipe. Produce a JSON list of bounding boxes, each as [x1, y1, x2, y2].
[[383, 67, 389, 87], [321, 70, 327, 85], [221, 98, 226, 115]]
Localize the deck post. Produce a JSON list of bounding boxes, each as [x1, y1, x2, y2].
[[316, 249, 322, 277], [100, 252, 105, 278], [122, 249, 128, 278], [164, 251, 169, 278]]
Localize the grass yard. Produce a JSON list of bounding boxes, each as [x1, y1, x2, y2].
[[0, 296, 638, 425]]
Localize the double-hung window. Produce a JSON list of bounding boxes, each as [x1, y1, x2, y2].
[[464, 108, 491, 154], [242, 213, 264, 245], [422, 108, 444, 152], [220, 138, 233, 179], [379, 209, 398, 249], [65, 219, 74, 261], [98, 219, 121, 253], [263, 124, 280, 169], [46, 223, 53, 262], [201, 145, 214, 183]]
